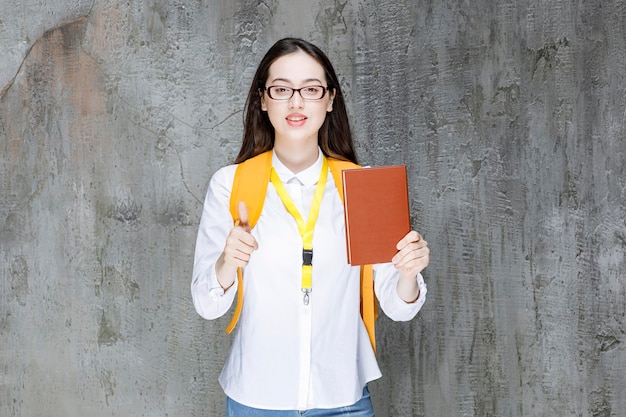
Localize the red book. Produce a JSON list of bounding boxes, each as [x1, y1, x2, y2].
[[342, 165, 411, 265]]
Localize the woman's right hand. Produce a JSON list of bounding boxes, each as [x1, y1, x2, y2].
[[215, 202, 258, 290]]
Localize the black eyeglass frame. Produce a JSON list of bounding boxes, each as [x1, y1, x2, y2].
[[263, 85, 330, 101]]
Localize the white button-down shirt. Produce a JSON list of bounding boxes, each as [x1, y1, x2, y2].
[[191, 150, 427, 410]]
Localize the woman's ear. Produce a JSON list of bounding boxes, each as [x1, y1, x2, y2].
[[326, 89, 335, 112], [260, 90, 267, 111]]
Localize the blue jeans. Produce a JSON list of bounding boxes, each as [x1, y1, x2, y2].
[[226, 386, 375, 416]]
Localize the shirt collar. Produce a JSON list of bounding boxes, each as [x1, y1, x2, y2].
[[272, 148, 324, 187]]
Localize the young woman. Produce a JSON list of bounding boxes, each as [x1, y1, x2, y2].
[[191, 38, 430, 416]]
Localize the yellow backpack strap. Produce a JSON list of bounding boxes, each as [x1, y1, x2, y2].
[[328, 158, 378, 354], [327, 158, 357, 202], [229, 150, 273, 228], [226, 150, 273, 334], [360, 265, 376, 354]]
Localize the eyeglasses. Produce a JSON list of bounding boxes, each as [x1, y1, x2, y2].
[[265, 85, 329, 101]]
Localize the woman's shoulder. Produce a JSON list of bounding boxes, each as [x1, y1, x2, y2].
[[207, 163, 238, 194], [212, 162, 238, 178], [209, 151, 273, 192]]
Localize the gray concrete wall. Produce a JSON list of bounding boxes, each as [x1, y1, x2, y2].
[[1, 0, 624, 416]]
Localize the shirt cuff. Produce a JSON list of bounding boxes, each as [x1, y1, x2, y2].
[[415, 273, 428, 303], [208, 263, 236, 299], [386, 272, 427, 321]]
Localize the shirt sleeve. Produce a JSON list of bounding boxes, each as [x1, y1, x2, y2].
[[373, 263, 427, 321], [191, 165, 238, 320]]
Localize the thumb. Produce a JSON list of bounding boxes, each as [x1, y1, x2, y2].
[[237, 201, 250, 232]]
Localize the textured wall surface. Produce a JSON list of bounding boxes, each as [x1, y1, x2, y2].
[[1, 1, 625, 416]]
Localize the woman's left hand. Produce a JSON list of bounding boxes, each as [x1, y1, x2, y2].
[[391, 230, 430, 281]]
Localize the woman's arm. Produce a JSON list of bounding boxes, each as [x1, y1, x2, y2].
[[374, 230, 430, 321], [191, 166, 241, 320], [392, 230, 430, 302]]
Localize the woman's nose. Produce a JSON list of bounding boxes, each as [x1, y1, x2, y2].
[[288, 91, 305, 108]]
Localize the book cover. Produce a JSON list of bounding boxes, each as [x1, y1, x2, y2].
[[342, 165, 411, 265]]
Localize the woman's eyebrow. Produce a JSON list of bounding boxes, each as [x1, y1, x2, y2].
[[269, 77, 323, 85]]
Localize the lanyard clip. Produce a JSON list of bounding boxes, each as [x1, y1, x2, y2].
[[302, 288, 311, 305], [302, 249, 313, 266]]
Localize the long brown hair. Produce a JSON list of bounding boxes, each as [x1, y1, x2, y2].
[[234, 38, 358, 164]]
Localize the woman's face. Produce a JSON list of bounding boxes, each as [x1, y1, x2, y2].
[[261, 51, 335, 148]]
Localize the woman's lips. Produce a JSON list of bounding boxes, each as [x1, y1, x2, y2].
[[286, 113, 307, 127]]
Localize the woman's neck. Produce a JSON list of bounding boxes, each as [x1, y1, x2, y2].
[[273, 141, 320, 174]]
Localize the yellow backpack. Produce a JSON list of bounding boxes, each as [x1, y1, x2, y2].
[[226, 150, 378, 353]]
